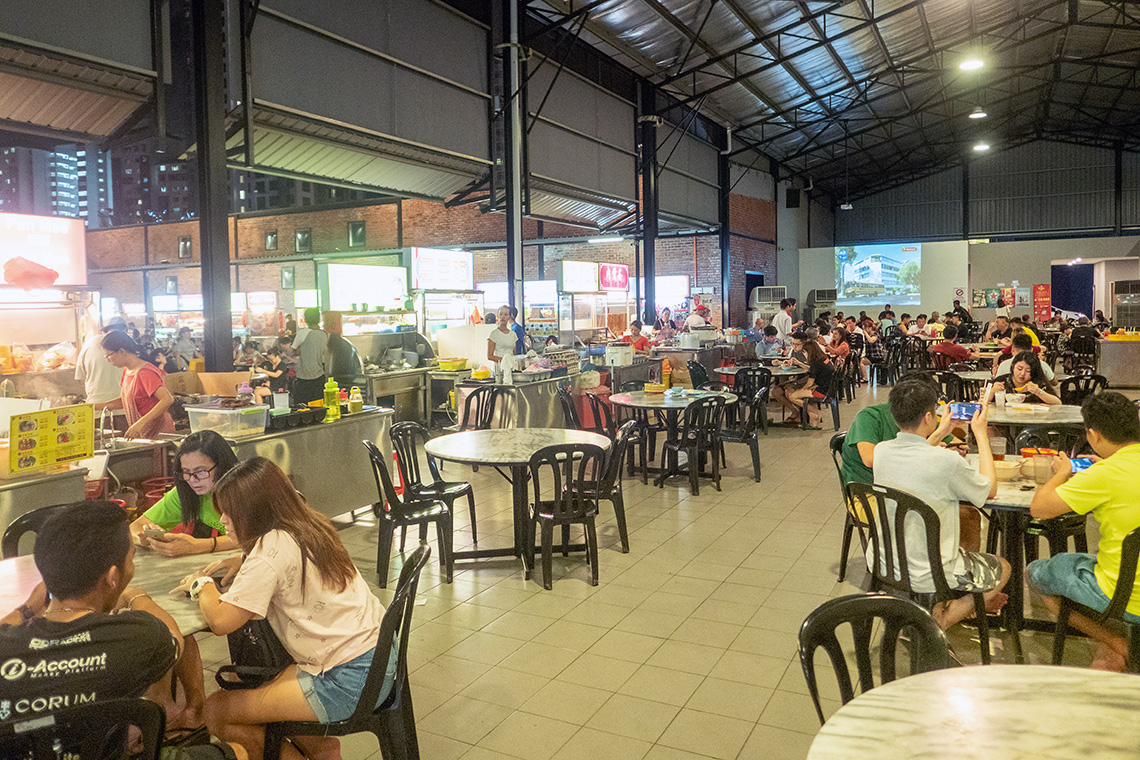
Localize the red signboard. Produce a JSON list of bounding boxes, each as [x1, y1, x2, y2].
[[1032, 284, 1051, 322], [599, 263, 629, 291]]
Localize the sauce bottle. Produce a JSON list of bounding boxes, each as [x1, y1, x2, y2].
[[323, 378, 341, 422], [348, 386, 364, 414]]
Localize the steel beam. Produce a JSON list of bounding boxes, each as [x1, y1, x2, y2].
[[191, 0, 233, 371], [639, 111, 659, 325], [718, 146, 730, 328], [499, 0, 525, 312]]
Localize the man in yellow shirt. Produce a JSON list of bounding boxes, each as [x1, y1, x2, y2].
[[1028, 392, 1140, 671], [1010, 317, 1040, 346]]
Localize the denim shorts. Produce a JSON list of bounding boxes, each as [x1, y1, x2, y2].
[[1027, 553, 1140, 624], [297, 646, 398, 723]]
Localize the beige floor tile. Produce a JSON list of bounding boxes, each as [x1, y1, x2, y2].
[[617, 663, 704, 707], [614, 608, 686, 638], [447, 631, 528, 665], [641, 745, 713, 760], [459, 666, 551, 710], [411, 654, 492, 694], [584, 693, 680, 743], [500, 641, 582, 678], [644, 639, 725, 676], [532, 618, 611, 652], [746, 605, 813, 633], [737, 724, 815, 760], [551, 727, 652, 760], [730, 626, 800, 658], [477, 711, 579, 760], [586, 629, 665, 664], [416, 731, 471, 760], [434, 602, 511, 630], [520, 679, 611, 725], [588, 583, 654, 608], [556, 653, 640, 691], [461, 744, 536, 759], [709, 650, 789, 688], [569, 600, 634, 628], [656, 707, 755, 760], [669, 617, 743, 649], [481, 611, 556, 641], [684, 676, 773, 722], [757, 689, 839, 735], [688, 597, 758, 625], [514, 592, 585, 619], [708, 582, 773, 607], [419, 694, 514, 745]]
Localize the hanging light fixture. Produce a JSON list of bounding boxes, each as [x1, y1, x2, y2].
[[969, 106, 988, 119], [973, 142, 990, 152], [959, 58, 984, 71]]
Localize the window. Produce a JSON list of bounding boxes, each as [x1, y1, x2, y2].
[[265, 229, 278, 251], [348, 220, 365, 248], [295, 228, 312, 253], [178, 235, 192, 259]]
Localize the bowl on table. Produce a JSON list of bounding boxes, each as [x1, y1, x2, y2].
[[994, 458, 1022, 481]]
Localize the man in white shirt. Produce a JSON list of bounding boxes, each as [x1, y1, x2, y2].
[[869, 381, 1010, 630], [771, 298, 800, 343], [684, 305, 709, 329], [75, 318, 126, 404], [906, 313, 936, 338]]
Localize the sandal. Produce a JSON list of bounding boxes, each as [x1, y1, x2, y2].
[[802, 424, 823, 431]]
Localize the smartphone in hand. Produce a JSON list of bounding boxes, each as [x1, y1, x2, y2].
[[142, 528, 169, 541], [1070, 457, 1094, 473], [948, 402, 982, 421]]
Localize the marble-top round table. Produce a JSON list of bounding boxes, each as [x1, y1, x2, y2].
[[808, 665, 1140, 760], [959, 370, 1073, 383], [986, 403, 1084, 427], [425, 429, 611, 569]]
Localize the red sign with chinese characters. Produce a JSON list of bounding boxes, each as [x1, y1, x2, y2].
[[599, 263, 629, 291], [1032, 284, 1051, 322]]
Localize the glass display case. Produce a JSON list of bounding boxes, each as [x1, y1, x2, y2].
[[524, 280, 558, 342], [341, 310, 417, 335], [413, 290, 484, 339], [558, 292, 610, 346]]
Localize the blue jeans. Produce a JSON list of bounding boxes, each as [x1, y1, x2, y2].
[[1027, 553, 1140, 624], [296, 646, 398, 723]]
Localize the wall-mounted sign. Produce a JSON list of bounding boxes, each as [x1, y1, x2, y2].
[[9, 403, 94, 477], [326, 264, 407, 311], [0, 212, 86, 288], [247, 291, 278, 313], [230, 292, 247, 312], [599, 263, 629, 291], [177, 294, 203, 311], [293, 289, 319, 309], [122, 302, 146, 317], [412, 247, 474, 290], [559, 261, 599, 293], [152, 295, 178, 312], [1032, 284, 1052, 322], [477, 281, 509, 308]]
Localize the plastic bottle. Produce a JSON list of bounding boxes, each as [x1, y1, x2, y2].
[[348, 386, 364, 414], [236, 381, 254, 406], [323, 378, 341, 422], [339, 388, 349, 413], [661, 358, 671, 389], [0, 378, 14, 398]]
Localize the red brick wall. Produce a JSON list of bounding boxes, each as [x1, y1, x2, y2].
[[87, 226, 146, 269], [87, 271, 145, 305], [727, 194, 777, 327], [235, 204, 398, 260]]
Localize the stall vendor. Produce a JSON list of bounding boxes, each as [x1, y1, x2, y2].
[[98, 331, 175, 439], [487, 305, 518, 363]]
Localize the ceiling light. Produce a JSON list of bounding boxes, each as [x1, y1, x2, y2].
[[588, 236, 623, 244], [960, 59, 984, 71], [969, 107, 988, 119], [973, 142, 990, 152], [839, 202, 854, 211]]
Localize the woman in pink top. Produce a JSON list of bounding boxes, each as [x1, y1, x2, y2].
[[179, 458, 387, 760], [99, 330, 175, 439]]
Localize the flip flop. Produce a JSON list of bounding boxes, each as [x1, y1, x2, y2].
[[802, 424, 823, 431]]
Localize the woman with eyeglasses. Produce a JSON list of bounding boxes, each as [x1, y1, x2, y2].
[[129, 431, 240, 557], [99, 330, 175, 440]]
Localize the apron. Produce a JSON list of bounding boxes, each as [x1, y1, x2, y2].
[[122, 367, 175, 438]]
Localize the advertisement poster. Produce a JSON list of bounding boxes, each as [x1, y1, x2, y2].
[[0, 211, 87, 288], [971, 289, 988, 309], [999, 287, 1016, 307], [9, 403, 94, 476], [559, 261, 599, 293], [599, 263, 629, 291], [984, 289, 1001, 308], [1033, 284, 1052, 322], [1015, 288, 1032, 308]]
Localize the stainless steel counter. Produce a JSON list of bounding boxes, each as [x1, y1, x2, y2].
[[650, 346, 730, 382], [2, 369, 85, 403], [456, 376, 568, 428], [365, 368, 429, 424], [227, 408, 394, 519], [1099, 341, 1140, 389], [609, 358, 656, 390], [0, 467, 87, 539]]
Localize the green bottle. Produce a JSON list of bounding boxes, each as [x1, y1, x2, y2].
[[323, 378, 341, 423]]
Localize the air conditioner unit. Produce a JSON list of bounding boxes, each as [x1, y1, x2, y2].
[[748, 285, 787, 329], [804, 289, 838, 324]]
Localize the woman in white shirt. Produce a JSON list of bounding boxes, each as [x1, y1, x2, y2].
[[487, 305, 518, 363], [179, 458, 388, 760]]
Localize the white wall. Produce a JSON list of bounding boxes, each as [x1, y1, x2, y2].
[[775, 181, 835, 299], [1093, 259, 1140, 316], [797, 241, 969, 318]]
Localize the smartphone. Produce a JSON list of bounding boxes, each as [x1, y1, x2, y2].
[[948, 402, 982, 420], [142, 528, 168, 541], [1070, 457, 1094, 473]]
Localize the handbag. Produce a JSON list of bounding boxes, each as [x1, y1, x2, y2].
[[215, 618, 294, 690]]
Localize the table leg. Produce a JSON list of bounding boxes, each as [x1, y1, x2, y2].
[[998, 509, 1027, 662], [512, 464, 532, 573]]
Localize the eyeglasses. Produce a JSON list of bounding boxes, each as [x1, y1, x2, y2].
[[180, 464, 217, 482]]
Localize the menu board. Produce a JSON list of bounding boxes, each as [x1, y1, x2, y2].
[[152, 295, 178, 312], [178, 294, 204, 311], [0, 211, 87, 288], [599, 263, 629, 291], [247, 291, 278, 313], [559, 261, 599, 293], [412, 248, 474, 290], [9, 403, 94, 477], [1033, 284, 1052, 322]]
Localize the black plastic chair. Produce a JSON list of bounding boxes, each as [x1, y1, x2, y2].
[[848, 482, 1015, 664], [734, 366, 772, 435], [527, 443, 606, 590], [1004, 425, 1090, 560], [1071, 363, 1096, 377], [1069, 334, 1098, 369], [391, 421, 478, 548], [1052, 526, 1140, 672], [0, 697, 165, 760], [799, 593, 951, 725], [556, 384, 583, 429], [1059, 374, 1107, 406], [2, 502, 72, 558], [686, 360, 709, 389], [931, 371, 966, 402], [575, 420, 637, 553], [364, 440, 452, 587], [803, 370, 842, 431], [587, 392, 646, 485], [829, 432, 868, 583], [450, 385, 506, 432], [619, 380, 660, 480], [264, 545, 432, 760], [720, 389, 765, 482], [658, 395, 726, 495]]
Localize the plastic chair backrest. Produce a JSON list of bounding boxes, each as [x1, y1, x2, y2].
[[1071, 334, 1098, 358], [389, 421, 440, 492], [686, 361, 709, 388], [1013, 425, 1083, 455], [733, 367, 769, 401], [680, 395, 725, 445], [556, 384, 583, 429], [829, 432, 846, 486], [798, 593, 950, 725], [585, 392, 615, 437], [1101, 527, 1140, 623], [2, 502, 72, 559], [363, 439, 405, 513], [619, 380, 646, 392], [598, 420, 638, 495], [460, 385, 502, 431], [1060, 374, 1107, 405], [0, 697, 165, 760], [529, 443, 605, 521], [846, 482, 955, 600]]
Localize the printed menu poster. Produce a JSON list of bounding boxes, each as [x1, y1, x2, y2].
[[8, 403, 94, 476], [1032, 284, 1052, 322]]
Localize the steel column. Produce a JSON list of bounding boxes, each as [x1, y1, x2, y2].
[[192, 0, 233, 371], [1114, 141, 1123, 237], [718, 149, 731, 328], [962, 153, 971, 240], [500, 0, 525, 312], [639, 113, 659, 325]]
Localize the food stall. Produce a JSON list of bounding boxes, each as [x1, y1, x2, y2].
[[557, 260, 610, 347], [477, 280, 560, 343], [410, 247, 484, 339], [1099, 334, 1140, 388], [638, 274, 693, 324]]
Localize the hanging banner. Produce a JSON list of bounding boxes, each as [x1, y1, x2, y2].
[[1032, 284, 1052, 322]]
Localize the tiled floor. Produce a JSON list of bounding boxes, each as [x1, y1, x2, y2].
[[193, 382, 1102, 760]]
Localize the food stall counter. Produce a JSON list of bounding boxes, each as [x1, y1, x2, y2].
[[1099, 340, 1139, 388], [364, 367, 429, 424], [455, 375, 568, 428], [651, 345, 731, 382], [0, 467, 87, 536]]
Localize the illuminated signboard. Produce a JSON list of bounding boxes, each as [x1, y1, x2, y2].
[[412, 248, 474, 290], [0, 212, 86, 288], [177, 294, 203, 311], [327, 265, 407, 311], [152, 295, 178, 312], [558, 261, 599, 293], [599, 263, 629, 291], [293, 289, 319, 309], [230, 292, 247, 312], [247, 291, 278, 313]]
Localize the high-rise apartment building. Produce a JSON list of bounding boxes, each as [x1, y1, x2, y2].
[[0, 144, 113, 226]]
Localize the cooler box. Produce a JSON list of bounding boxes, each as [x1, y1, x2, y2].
[[605, 343, 633, 367]]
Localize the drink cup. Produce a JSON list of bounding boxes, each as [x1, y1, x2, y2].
[[994, 391, 1006, 407], [989, 437, 1006, 461], [1034, 456, 1051, 485]]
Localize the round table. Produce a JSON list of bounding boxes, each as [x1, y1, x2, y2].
[[611, 391, 737, 488], [425, 428, 611, 568], [985, 402, 1084, 427], [717, 365, 807, 379], [808, 665, 1140, 760], [958, 370, 1072, 384]]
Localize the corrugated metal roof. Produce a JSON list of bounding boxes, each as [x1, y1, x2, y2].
[[533, 0, 1140, 200], [0, 42, 152, 140]]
